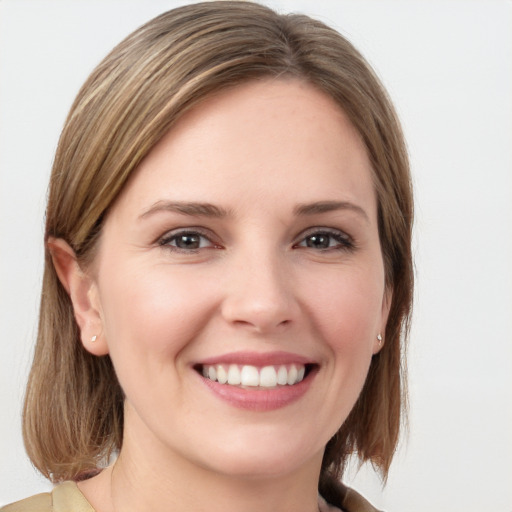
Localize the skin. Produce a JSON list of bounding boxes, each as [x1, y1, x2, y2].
[[51, 78, 390, 512]]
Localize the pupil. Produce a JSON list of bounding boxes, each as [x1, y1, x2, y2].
[[177, 234, 199, 249], [307, 234, 329, 248]]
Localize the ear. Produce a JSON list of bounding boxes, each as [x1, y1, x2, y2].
[[373, 287, 392, 354], [47, 237, 109, 356]]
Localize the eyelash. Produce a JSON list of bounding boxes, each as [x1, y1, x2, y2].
[[157, 227, 354, 254]]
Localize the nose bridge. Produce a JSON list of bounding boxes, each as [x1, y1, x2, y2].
[[221, 241, 297, 332]]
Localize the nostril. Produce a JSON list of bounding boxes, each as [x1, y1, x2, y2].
[[229, 316, 292, 334]]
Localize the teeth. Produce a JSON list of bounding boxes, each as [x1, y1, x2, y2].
[[277, 365, 288, 385], [287, 364, 298, 385], [227, 364, 241, 385], [202, 363, 307, 387], [259, 366, 277, 387], [240, 365, 259, 386], [217, 365, 228, 384]]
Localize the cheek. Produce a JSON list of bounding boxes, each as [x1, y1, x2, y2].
[[97, 263, 218, 362], [306, 268, 384, 360], [306, 271, 384, 428]]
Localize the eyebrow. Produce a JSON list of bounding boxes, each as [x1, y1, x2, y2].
[[293, 200, 369, 222], [139, 199, 369, 222], [139, 201, 231, 220]]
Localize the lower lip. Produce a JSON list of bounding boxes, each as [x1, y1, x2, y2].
[[198, 369, 316, 411]]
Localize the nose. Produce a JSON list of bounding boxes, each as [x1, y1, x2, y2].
[[220, 250, 299, 334]]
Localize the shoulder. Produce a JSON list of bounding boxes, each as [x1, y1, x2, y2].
[[1, 492, 51, 512], [1, 482, 95, 512], [321, 477, 383, 512], [340, 485, 383, 512]]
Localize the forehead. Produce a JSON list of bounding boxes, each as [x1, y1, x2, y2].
[[112, 78, 375, 219]]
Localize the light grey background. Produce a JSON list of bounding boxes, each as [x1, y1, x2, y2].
[[1, 1, 511, 510]]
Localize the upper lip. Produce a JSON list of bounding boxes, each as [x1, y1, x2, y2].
[[196, 351, 315, 367]]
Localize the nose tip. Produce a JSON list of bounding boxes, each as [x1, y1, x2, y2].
[[220, 259, 298, 334], [223, 301, 293, 334]]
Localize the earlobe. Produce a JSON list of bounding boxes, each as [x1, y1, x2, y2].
[[372, 333, 383, 355], [47, 237, 109, 356], [373, 287, 392, 354]]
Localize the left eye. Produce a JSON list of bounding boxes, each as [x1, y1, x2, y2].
[[296, 231, 352, 250], [160, 231, 214, 251]]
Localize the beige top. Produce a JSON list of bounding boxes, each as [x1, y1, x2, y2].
[[1, 482, 93, 512], [1, 481, 381, 512]]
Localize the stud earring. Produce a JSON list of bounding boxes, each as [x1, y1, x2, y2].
[[90, 335, 97, 343], [377, 333, 383, 345]]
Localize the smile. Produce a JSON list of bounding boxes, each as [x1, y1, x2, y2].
[[201, 363, 306, 388], [194, 352, 317, 411]]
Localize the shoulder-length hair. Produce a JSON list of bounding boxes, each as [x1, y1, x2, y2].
[[23, 0, 413, 488]]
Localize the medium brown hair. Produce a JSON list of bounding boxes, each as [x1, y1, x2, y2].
[[23, 0, 413, 487]]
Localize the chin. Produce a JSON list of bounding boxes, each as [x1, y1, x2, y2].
[[189, 429, 325, 480]]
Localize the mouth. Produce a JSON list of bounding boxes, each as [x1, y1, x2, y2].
[[193, 352, 318, 410], [195, 363, 316, 389]]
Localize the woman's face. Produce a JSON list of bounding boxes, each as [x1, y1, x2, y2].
[[85, 79, 389, 479]]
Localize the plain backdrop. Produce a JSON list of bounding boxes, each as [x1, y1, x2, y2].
[[1, 1, 511, 510]]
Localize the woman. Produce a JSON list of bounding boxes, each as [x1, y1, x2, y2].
[[2, 2, 413, 511]]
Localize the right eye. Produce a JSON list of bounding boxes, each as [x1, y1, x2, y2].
[[159, 230, 217, 252]]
